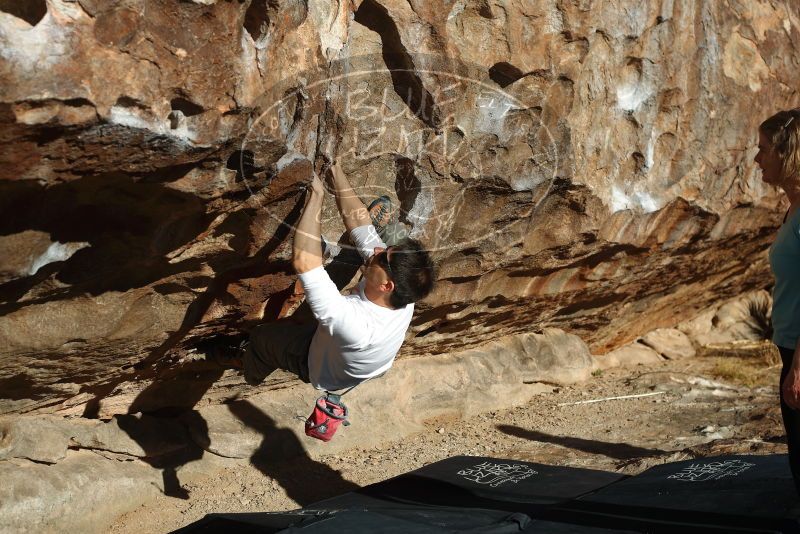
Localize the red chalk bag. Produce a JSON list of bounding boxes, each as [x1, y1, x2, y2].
[[305, 393, 350, 442]]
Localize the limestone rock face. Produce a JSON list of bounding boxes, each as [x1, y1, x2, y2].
[[678, 289, 773, 347], [0, 449, 166, 533], [0, 414, 189, 463], [0, 0, 797, 416]]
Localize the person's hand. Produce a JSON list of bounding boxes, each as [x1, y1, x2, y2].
[[783, 366, 800, 410]]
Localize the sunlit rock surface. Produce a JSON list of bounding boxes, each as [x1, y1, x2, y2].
[[0, 0, 797, 416]]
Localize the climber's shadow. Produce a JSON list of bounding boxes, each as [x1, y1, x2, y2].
[[114, 362, 226, 499], [116, 410, 211, 500], [79, 190, 310, 497], [125, 360, 228, 416], [80, 191, 306, 419], [228, 399, 360, 505]]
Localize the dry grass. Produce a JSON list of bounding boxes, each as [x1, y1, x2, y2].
[[702, 341, 781, 388], [698, 340, 780, 364]]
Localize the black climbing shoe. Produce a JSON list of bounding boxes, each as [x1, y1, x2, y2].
[[204, 339, 248, 370], [368, 195, 393, 238]]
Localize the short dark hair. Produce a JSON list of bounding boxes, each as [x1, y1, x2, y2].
[[387, 238, 435, 308]]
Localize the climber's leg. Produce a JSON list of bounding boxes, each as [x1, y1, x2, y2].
[[242, 320, 317, 385]]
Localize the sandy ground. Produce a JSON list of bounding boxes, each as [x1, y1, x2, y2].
[[110, 352, 787, 533]]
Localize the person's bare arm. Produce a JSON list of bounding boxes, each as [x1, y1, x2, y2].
[[329, 161, 371, 233], [292, 174, 325, 274], [783, 339, 800, 410]]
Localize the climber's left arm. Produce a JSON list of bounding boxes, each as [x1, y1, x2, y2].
[[292, 173, 325, 274]]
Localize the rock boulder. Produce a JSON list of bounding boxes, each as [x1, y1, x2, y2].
[[0, 1, 795, 419]]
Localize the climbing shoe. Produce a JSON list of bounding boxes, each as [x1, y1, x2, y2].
[[204, 339, 248, 370], [367, 195, 394, 238]]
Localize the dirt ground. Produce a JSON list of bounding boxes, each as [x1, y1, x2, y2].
[[109, 350, 787, 533]]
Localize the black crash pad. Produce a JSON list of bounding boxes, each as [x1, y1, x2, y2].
[[172, 511, 314, 534], [558, 454, 800, 533], [175, 509, 637, 533], [280, 508, 530, 533], [177, 455, 800, 533], [311, 455, 625, 514], [276, 509, 640, 533], [173, 456, 626, 534], [173, 508, 530, 533]]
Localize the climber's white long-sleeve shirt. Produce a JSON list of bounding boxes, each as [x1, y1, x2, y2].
[[298, 225, 413, 391]]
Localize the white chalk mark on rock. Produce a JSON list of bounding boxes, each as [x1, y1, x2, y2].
[[611, 185, 660, 214], [615, 83, 652, 112], [29, 241, 90, 275]]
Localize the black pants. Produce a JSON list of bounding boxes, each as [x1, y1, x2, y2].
[[779, 345, 800, 494], [242, 320, 317, 386]]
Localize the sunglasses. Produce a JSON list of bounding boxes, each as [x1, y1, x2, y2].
[[374, 248, 393, 279]]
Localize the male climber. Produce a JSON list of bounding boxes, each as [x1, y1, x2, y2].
[[214, 161, 435, 393]]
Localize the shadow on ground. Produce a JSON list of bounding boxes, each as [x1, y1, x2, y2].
[[228, 399, 360, 505], [496, 425, 667, 460]]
